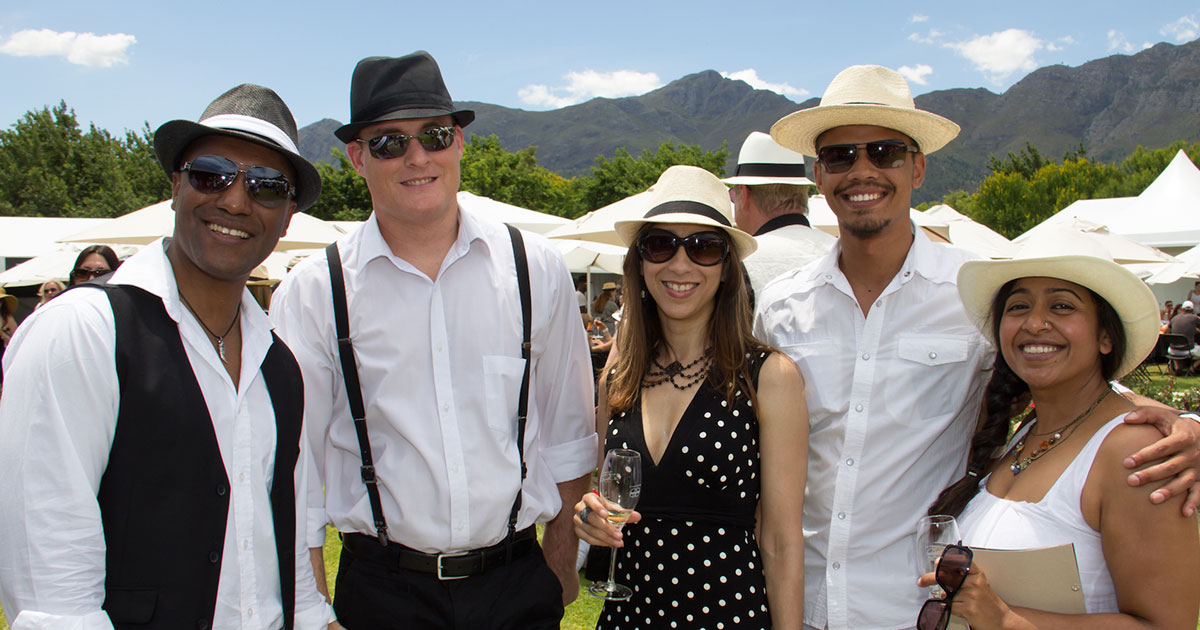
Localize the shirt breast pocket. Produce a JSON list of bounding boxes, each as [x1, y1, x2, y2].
[[483, 355, 526, 437], [781, 339, 846, 418], [892, 334, 973, 423]]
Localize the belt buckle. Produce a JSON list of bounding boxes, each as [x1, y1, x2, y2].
[[436, 550, 470, 581]]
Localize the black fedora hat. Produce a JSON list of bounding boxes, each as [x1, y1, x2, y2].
[[154, 84, 322, 211], [334, 51, 475, 144]]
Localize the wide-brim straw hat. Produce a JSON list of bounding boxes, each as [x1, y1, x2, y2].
[[154, 84, 322, 211], [334, 51, 475, 144], [601, 281, 618, 291], [956, 225, 1159, 379], [770, 65, 960, 158], [614, 165, 757, 260], [721, 131, 813, 186], [0, 291, 16, 315]]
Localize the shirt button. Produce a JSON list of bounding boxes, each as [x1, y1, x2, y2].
[[825, 274, 832, 280], [437, 343, 444, 352], [854, 404, 863, 412], [846, 458, 855, 467], [832, 562, 841, 570], [861, 353, 870, 361], [208, 551, 220, 564], [196, 620, 210, 630], [215, 484, 227, 496], [238, 472, 246, 483], [929, 351, 938, 359], [247, 608, 254, 617], [243, 539, 250, 550], [442, 403, 450, 413], [837, 512, 846, 520]]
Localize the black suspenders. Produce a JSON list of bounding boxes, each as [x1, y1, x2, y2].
[[324, 224, 532, 547]]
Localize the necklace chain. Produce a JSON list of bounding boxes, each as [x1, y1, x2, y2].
[[178, 290, 241, 364], [642, 353, 711, 390], [1009, 389, 1110, 476]]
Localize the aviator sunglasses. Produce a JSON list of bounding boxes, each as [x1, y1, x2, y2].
[[71, 267, 109, 282], [915, 543, 973, 630], [817, 140, 919, 174], [180, 155, 295, 208], [637, 230, 730, 266], [357, 125, 456, 160]]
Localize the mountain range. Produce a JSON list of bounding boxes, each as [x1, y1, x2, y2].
[[299, 39, 1200, 206]]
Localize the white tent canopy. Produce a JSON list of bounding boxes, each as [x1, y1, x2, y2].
[[546, 190, 654, 245], [919, 204, 1014, 259], [0, 217, 109, 263], [0, 244, 141, 287], [457, 191, 570, 234], [1044, 150, 1200, 248], [553, 239, 626, 274], [1015, 218, 1176, 265]]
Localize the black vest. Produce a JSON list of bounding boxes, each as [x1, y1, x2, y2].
[[93, 284, 301, 630]]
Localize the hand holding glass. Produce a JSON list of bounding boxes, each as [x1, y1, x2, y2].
[[915, 515, 961, 598], [588, 448, 642, 601]]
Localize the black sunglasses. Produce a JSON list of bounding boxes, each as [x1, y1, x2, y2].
[[915, 543, 973, 630], [817, 140, 918, 174], [357, 125, 456, 160], [181, 155, 295, 208], [71, 267, 109, 281], [637, 230, 730, 266]]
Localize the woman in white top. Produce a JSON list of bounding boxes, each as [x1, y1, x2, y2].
[[920, 233, 1200, 628]]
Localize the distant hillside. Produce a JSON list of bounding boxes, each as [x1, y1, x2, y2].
[[300, 39, 1200, 205]]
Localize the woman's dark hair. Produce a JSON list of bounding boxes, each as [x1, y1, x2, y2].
[[69, 245, 121, 285], [927, 278, 1127, 518]]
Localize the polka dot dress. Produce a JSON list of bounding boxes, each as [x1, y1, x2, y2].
[[597, 351, 771, 630]]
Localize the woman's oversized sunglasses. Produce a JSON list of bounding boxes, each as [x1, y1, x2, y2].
[[816, 140, 918, 174], [637, 230, 730, 266], [357, 126, 456, 160], [181, 155, 295, 208]]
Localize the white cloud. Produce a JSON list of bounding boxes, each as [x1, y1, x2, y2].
[[908, 29, 943, 45], [946, 29, 1043, 83], [897, 64, 934, 86], [0, 28, 135, 67], [1161, 15, 1199, 42], [1046, 35, 1075, 52], [1106, 29, 1152, 53], [720, 69, 809, 98], [911, 14, 929, 23], [518, 69, 662, 109]]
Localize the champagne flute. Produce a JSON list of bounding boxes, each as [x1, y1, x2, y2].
[[915, 515, 961, 598], [588, 448, 642, 601]]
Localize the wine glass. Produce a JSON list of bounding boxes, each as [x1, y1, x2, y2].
[[915, 514, 961, 598], [588, 448, 642, 601]]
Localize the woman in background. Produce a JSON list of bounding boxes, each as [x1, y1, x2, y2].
[[67, 245, 120, 287], [35, 281, 64, 310]]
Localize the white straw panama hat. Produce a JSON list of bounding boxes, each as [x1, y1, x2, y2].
[[614, 165, 758, 260], [956, 226, 1159, 379], [721, 132, 813, 186], [769, 65, 961, 158]]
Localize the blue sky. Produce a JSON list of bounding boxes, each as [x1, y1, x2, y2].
[[2, 1, 1198, 135]]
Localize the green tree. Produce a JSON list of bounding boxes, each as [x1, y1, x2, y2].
[[459, 135, 576, 217], [307, 149, 372, 221], [575, 141, 730, 212]]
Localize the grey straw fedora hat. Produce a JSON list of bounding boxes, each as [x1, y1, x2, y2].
[[615, 165, 758, 260], [334, 51, 475, 144], [956, 226, 1159, 379], [154, 84, 322, 211], [770, 65, 960, 158], [721, 132, 813, 186]]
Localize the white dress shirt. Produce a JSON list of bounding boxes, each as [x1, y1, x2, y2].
[[270, 207, 597, 553], [0, 241, 332, 630], [745, 222, 837, 298], [755, 225, 994, 630]]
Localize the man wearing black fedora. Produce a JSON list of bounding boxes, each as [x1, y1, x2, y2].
[[0, 85, 332, 629], [271, 51, 595, 628], [722, 131, 835, 297]]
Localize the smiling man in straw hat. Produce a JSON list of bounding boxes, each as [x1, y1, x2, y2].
[[723, 131, 835, 298], [0, 84, 331, 629], [270, 51, 595, 629], [754, 64, 1200, 630]]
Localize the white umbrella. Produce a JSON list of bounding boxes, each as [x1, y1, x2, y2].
[[921, 204, 1014, 259], [457, 191, 570, 235], [58, 200, 346, 251], [0, 244, 141, 288], [554, 239, 626, 274], [546, 190, 655, 245]]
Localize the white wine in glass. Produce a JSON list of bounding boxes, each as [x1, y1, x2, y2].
[[588, 448, 642, 601], [915, 514, 961, 598]]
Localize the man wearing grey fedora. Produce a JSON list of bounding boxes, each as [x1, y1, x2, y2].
[[0, 85, 332, 629], [723, 131, 835, 298], [270, 51, 595, 628], [755, 65, 1200, 630]]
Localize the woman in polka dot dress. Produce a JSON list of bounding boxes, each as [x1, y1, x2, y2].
[[574, 166, 809, 629]]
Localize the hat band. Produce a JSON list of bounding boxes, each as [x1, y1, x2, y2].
[[200, 114, 299, 155], [645, 201, 731, 227], [734, 162, 806, 178]]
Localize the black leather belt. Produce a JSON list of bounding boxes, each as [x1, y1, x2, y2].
[[341, 527, 538, 580]]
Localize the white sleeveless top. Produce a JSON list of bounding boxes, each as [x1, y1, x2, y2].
[[958, 414, 1128, 613]]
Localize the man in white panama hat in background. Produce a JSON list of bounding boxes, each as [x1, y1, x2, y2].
[[754, 64, 1200, 630], [723, 131, 835, 298]]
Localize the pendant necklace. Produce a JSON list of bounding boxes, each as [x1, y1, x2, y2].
[[178, 291, 241, 364], [1009, 389, 1110, 475], [642, 352, 711, 390]]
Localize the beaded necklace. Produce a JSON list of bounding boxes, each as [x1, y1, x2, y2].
[[642, 353, 711, 390], [1009, 389, 1110, 476]]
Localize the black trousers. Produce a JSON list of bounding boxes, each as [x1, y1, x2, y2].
[[333, 540, 564, 630]]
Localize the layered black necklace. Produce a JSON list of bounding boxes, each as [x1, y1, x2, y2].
[[642, 353, 711, 390]]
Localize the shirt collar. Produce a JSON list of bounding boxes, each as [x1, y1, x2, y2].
[[807, 220, 948, 290], [754, 212, 810, 236], [356, 205, 490, 273]]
